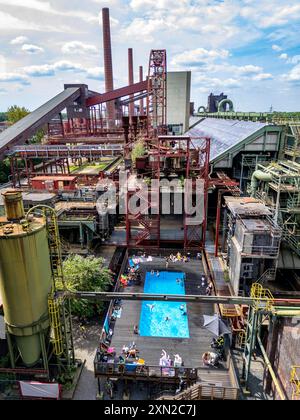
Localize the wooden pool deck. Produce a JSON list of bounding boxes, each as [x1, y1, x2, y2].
[[102, 257, 235, 389]]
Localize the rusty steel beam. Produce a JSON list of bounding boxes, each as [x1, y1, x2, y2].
[[86, 80, 148, 107], [128, 48, 135, 119], [139, 66, 145, 116]]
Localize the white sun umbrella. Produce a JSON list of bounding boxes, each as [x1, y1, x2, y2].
[[203, 314, 232, 337]]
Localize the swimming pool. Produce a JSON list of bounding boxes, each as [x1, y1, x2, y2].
[[139, 271, 190, 338]]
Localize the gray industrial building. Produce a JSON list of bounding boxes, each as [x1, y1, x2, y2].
[[167, 71, 191, 134]]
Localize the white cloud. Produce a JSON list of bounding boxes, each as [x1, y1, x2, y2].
[[241, 1, 300, 28], [23, 61, 104, 80], [130, 0, 184, 12], [121, 17, 174, 42], [236, 65, 262, 75], [282, 63, 300, 82], [23, 64, 55, 77], [22, 44, 44, 54], [0, 72, 30, 85], [195, 74, 241, 89], [62, 41, 98, 55], [288, 55, 300, 65], [10, 36, 28, 45], [24, 61, 83, 77], [272, 44, 282, 52], [86, 67, 104, 80], [260, 4, 300, 28], [0, 54, 6, 73], [278, 53, 300, 65], [0, 11, 71, 32], [279, 53, 288, 60], [171, 48, 230, 68], [0, 11, 41, 31], [0, 0, 100, 24], [252, 73, 273, 81]]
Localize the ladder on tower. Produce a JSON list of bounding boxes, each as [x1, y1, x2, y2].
[[44, 207, 75, 367], [26, 206, 75, 367], [243, 283, 274, 387]]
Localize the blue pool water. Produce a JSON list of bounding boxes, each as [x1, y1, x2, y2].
[[139, 272, 190, 338]]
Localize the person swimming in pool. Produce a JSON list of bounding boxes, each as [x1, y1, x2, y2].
[[165, 316, 171, 322], [180, 304, 185, 311], [147, 304, 155, 312]]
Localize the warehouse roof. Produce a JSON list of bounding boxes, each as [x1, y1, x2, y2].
[[224, 196, 272, 217], [187, 118, 268, 161]]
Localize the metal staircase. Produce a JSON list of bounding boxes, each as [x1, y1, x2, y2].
[[257, 268, 277, 285], [156, 381, 239, 400]]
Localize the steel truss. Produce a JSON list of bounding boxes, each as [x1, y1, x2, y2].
[[126, 136, 210, 251], [147, 50, 167, 138]]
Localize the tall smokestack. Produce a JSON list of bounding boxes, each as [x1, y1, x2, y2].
[[139, 66, 144, 116], [128, 48, 134, 120], [102, 8, 115, 127]]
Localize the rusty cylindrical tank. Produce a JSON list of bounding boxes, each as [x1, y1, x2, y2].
[[0, 192, 52, 366]]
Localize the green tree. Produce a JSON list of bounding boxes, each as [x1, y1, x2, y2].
[[0, 158, 11, 184], [60, 255, 113, 319], [0, 112, 7, 122], [30, 129, 45, 144], [131, 140, 146, 164], [7, 105, 30, 124]]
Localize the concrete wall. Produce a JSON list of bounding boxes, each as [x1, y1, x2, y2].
[[229, 238, 242, 295], [267, 318, 300, 400], [167, 71, 191, 133]]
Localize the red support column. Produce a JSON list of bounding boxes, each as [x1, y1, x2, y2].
[[139, 66, 144, 116], [102, 7, 115, 128], [215, 189, 226, 257], [10, 158, 16, 188], [128, 48, 135, 121]]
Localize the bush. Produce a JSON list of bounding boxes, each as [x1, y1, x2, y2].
[[59, 255, 113, 319]]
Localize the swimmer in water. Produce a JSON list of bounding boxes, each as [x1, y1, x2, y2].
[[165, 316, 171, 322], [147, 304, 155, 312]]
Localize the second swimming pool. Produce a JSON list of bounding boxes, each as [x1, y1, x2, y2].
[[139, 271, 190, 338]]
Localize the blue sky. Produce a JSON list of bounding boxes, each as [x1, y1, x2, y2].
[[0, 0, 299, 112]]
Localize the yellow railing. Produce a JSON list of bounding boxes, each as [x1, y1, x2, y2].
[[237, 331, 246, 349], [48, 296, 64, 356], [250, 283, 274, 312], [290, 366, 300, 400]]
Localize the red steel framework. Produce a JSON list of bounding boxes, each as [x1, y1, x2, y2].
[[126, 136, 211, 251], [147, 50, 167, 139]]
